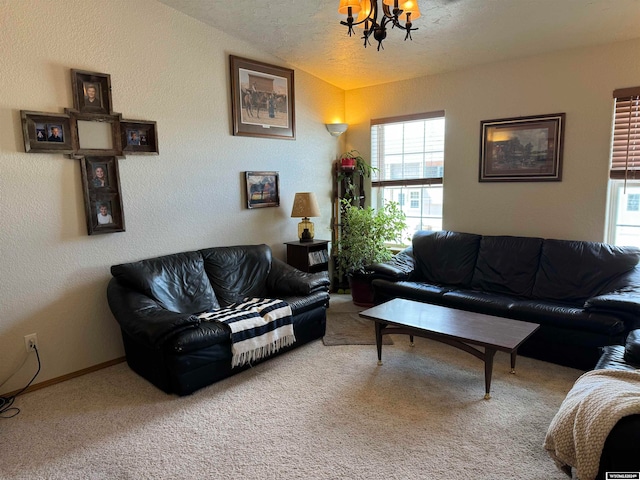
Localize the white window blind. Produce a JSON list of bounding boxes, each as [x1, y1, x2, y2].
[[371, 111, 445, 187]]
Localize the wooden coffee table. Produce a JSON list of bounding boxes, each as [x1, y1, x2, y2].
[[359, 298, 540, 399]]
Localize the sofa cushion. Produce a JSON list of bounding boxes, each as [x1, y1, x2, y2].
[[412, 230, 481, 287], [111, 251, 219, 314], [532, 239, 640, 302], [200, 244, 271, 307], [509, 300, 627, 335], [471, 235, 542, 297], [440, 290, 515, 317], [372, 279, 452, 304]]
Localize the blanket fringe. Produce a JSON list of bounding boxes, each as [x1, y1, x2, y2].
[[231, 334, 296, 369]]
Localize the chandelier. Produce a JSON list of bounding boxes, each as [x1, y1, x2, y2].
[[337, 0, 421, 51]]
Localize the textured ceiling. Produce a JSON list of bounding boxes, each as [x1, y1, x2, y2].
[[158, 0, 640, 90]]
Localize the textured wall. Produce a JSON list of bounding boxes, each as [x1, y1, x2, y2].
[[345, 38, 640, 241], [0, 0, 345, 394]]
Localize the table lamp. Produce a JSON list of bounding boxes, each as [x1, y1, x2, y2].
[[291, 192, 321, 242]]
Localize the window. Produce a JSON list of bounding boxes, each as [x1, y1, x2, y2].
[[371, 112, 445, 243], [608, 87, 640, 246]]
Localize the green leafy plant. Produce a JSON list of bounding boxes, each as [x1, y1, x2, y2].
[[335, 199, 406, 277], [338, 150, 377, 179]]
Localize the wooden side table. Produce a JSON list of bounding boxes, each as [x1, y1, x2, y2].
[[285, 240, 330, 273]]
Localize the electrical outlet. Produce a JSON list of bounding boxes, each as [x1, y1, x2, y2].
[[24, 333, 38, 353]]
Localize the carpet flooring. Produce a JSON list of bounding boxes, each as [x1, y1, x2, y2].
[[323, 296, 393, 346], [1, 296, 583, 479]]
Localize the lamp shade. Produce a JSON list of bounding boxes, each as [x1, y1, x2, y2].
[[355, 0, 372, 27], [325, 123, 348, 137], [291, 192, 321, 218], [401, 0, 421, 20], [338, 0, 362, 14]]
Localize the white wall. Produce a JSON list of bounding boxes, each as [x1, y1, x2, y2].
[[0, 0, 345, 394], [345, 38, 640, 241]]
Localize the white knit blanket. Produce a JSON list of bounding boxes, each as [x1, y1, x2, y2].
[[198, 298, 295, 368], [543, 369, 640, 480]]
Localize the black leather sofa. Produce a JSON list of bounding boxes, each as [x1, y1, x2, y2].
[[107, 244, 330, 395], [369, 230, 640, 370], [592, 330, 640, 478]]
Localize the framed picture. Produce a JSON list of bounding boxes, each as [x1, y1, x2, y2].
[[245, 171, 280, 209], [230, 55, 295, 140], [21, 111, 74, 154], [120, 120, 159, 154], [479, 113, 565, 182], [67, 109, 123, 158], [80, 156, 125, 235], [71, 69, 113, 115]]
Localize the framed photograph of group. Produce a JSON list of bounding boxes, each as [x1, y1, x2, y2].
[[79, 156, 125, 235], [230, 55, 295, 140], [245, 171, 280, 209], [120, 120, 159, 154], [21, 111, 74, 154], [479, 113, 565, 182]]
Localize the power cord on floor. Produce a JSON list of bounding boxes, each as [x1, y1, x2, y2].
[[0, 345, 41, 418]]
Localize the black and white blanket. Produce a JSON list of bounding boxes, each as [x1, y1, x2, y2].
[[198, 298, 295, 368]]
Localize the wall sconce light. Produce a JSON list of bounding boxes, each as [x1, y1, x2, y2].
[[325, 123, 348, 137], [291, 192, 321, 242]]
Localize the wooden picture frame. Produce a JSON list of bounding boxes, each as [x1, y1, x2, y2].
[[479, 113, 565, 182], [245, 171, 280, 209], [67, 109, 123, 158], [21, 111, 74, 154], [230, 55, 295, 140], [80, 156, 125, 235], [120, 120, 159, 154], [71, 69, 113, 115]]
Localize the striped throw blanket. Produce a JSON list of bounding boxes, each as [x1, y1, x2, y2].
[[198, 298, 295, 368]]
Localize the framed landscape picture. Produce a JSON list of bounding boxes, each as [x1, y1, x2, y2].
[[230, 55, 295, 140], [479, 113, 565, 182], [245, 171, 280, 209]]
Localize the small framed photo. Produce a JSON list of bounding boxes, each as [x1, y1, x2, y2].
[[80, 156, 125, 235], [230, 55, 295, 140], [479, 113, 565, 182], [120, 120, 159, 154], [245, 171, 280, 209], [21, 111, 74, 154], [71, 69, 113, 114]]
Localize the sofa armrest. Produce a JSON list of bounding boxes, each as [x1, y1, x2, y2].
[[267, 257, 330, 296], [107, 278, 201, 348], [584, 289, 640, 316], [625, 330, 640, 363], [367, 247, 415, 281]]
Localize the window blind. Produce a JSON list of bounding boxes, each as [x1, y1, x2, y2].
[[610, 87, 640, 180], [371, 111, 445, 187]]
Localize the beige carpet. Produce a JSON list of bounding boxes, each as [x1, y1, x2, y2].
[[1, 297, 583, 479], [323, 295, 393, 346]]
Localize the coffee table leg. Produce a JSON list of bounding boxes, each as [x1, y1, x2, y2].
[[510, 350, 517, 374], [375, 321, 384, 366], [484, 348, 497, 400], [409, 335, 415, 347]]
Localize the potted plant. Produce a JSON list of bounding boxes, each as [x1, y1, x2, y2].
[[335, 199, 406, 306], [337, 150, 377, 206], [339, 150, 376, 177]]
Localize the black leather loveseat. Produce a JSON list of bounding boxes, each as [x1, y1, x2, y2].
[[107, 244, 330, 395], [369, 230, 640, 370]]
